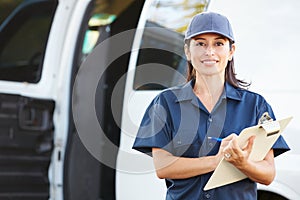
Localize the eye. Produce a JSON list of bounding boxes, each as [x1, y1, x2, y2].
[[216, 42, 224, 46], [195, 42, 205, 46]]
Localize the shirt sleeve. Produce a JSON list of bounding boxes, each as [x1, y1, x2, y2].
[[258, 98, 290, 157], [132, 94, 173, 156]]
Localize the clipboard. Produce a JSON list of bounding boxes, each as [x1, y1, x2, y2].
[[204, 114, 293, 191]]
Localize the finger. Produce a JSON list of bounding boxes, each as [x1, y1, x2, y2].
[[230, 137, 242, 155], [244, 135, 256, 152], [223, 133, 237, 141], [221, 134, 236, 148], [222, 146, 229, 153], [224, 152, 232, 159]]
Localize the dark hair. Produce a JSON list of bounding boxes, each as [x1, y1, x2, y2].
[[185, 39, 250, 89]]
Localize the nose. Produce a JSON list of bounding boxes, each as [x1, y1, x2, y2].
[[205, 45, 215, 56]]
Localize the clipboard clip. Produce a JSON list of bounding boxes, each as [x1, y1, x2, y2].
[[258, 112, 280, 137]]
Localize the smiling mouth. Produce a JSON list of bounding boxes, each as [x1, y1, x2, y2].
[[201, 60, 218, 64]]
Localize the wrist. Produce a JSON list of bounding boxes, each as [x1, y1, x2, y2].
[[212, 154, 222, 169], [235, 157, 251, 171]]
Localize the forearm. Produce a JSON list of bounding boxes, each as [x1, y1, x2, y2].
[[152, 148, 220, 179]]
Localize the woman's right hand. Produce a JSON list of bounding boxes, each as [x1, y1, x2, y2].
[[215, 133, 236, 164]]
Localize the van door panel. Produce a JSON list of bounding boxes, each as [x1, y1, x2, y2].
[[0, 93, 54, 199]]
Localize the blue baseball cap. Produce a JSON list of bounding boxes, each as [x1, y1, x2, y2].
[[184, 12, 235, 43]]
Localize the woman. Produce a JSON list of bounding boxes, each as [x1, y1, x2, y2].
[[133, 12, 290, 199]]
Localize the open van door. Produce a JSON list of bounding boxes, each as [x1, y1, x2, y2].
[[0, 1, 57, 199], [0, 0, 145, 199]]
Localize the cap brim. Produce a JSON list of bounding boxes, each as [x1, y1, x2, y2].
[[184, 30, 235, 43]]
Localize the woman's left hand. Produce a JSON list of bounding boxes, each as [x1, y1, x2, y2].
[[222, 134, 256, 168], [221, 133, 275, 185]]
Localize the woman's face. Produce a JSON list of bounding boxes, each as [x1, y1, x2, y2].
[[185, 33, 235, 78]]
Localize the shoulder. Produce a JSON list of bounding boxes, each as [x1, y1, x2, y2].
[[235, 87, 275, 116], [237, 87, 266, 101], [226, 81, 268, 104], [226, 82, 272, 109]]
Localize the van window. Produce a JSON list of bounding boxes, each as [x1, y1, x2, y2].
[[81, 0, 135, 59], [133, 0, 209, 90], [0, 0, 57, 83]]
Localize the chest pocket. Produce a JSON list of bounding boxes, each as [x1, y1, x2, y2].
[[172, 129, 201, 158]]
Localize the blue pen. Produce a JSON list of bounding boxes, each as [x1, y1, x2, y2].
[[207, 136, 223, 142]]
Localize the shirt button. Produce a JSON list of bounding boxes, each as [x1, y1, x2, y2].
[[208, 142, 213, 147], [208, 117, 212, 122], [205, 193, 211, 199], [177, 141, 182, 145]]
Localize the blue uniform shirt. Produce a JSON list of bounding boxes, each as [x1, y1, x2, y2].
[[133, 80, 290, 200]]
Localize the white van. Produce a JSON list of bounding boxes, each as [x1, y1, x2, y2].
[[0, 0, 299, 200]]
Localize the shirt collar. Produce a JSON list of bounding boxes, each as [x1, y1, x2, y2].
[[175, 80, 242, 102], [174, 80, 196, 103], [225, 82, 242, 101]]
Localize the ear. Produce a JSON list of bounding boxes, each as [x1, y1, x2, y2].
[[184, 44, 191, 61], [228, 43, 236, 61]]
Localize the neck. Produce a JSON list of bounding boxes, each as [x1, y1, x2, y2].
[[193, 74, 225, 112], [194, 74, 225, 95]]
